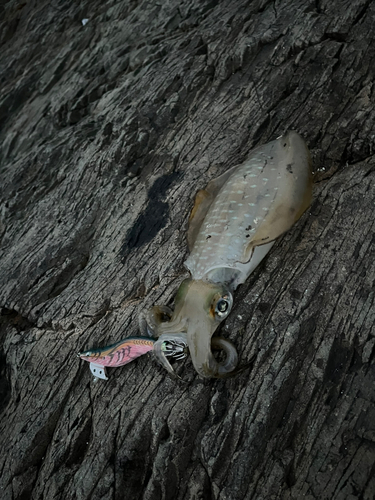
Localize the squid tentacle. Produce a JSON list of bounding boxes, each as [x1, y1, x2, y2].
[[139, 305, 173, 337], [210, 337, 239, 376]]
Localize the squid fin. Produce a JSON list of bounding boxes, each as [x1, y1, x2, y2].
[[241, 175, 312, 262], [187, 165, 238, 250], [187, 189, 213, 251]]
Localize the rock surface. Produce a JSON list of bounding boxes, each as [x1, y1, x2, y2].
[[0, 0, 374, 499]]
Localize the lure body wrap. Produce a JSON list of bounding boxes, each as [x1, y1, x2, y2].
[[79, 337, 155, 368]]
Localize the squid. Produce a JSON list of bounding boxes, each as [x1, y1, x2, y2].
[[143, 131, 313, 378]]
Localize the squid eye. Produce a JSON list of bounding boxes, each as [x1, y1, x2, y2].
[[215, 294, 232, 318], [217, 299, 229, 313]]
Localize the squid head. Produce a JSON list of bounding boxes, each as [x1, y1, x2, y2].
[[154, 279, 238, 378]]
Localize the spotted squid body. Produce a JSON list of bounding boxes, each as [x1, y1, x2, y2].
[[144, 131, 313, 378]]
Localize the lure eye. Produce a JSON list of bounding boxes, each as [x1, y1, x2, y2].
[[215, 294, 233, 319]]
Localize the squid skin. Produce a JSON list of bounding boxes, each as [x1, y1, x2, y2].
[[148, 131, 313, 379]]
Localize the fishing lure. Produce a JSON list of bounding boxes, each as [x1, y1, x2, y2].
[[141, 131, 313, 378], [78, 335, 188, 380]]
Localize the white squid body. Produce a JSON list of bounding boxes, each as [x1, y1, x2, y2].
[[150, 131, 312, 379], [185, 131, 312, 289]]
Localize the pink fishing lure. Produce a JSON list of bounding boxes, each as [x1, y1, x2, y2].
[[78, 337, 155, 379], [78, 335, 188, 380]]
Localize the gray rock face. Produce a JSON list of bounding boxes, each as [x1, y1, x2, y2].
[[0, 0, 374, 499]]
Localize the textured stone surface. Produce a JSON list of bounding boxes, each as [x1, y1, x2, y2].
[[0, 0, 374, 499]]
